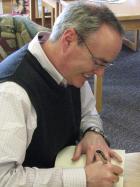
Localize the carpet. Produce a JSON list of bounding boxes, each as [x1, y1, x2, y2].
[[100, 45, 140, 153]]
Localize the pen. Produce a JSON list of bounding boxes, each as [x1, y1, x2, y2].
[[96, 150, 108, 164]]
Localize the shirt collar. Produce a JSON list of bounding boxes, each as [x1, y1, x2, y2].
[[28, 31, 67, 86]]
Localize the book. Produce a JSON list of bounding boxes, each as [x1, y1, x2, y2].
[[89, 0, 127, 4], [12, 0, 29, 15], [0, 0, 3, 14], [55, 146, 125, 187]]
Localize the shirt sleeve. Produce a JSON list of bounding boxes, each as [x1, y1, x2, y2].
[[0, 82, 86, 187], [80, 81, 103, 133]]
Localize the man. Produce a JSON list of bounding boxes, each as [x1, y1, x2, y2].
[[0, 2, 124, 187]]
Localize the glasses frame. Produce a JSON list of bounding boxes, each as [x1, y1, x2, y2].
[[76, 31, 114, 68]]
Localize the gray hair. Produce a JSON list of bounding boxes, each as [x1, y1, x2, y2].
[[49, 1, 124, 43]]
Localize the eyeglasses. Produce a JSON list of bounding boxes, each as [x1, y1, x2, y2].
[[76, 31, 114, 68]]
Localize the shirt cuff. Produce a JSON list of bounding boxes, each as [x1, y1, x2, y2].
[[62, 168, 86, 187]]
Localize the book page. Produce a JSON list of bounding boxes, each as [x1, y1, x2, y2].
[[55, 146, 125, 187]]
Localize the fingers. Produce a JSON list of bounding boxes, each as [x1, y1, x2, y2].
[[106, 161, 123, 175], [72, 144, 82, 161], [110, 150, 122, 162], [85, 161, 121, 187], [111, 173, 120, 183], [110, 167, 122, 183], [86, 145, 95, 165], [95, 149, 123, 163], [87, 148, 109, 165], [112, 164, 123, 176], [95, 151, 101, 162], [104, 163, 123, 184]]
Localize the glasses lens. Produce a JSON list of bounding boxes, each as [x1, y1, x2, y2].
[[93, 58, 113, 68]]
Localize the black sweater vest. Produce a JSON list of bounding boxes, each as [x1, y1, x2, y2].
[[0, 45, 81, 168]]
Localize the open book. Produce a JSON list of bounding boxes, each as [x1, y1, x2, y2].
[[55, 146, 125, 187]]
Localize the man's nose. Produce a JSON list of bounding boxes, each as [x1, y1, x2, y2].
[[94, 68, 105, 76]]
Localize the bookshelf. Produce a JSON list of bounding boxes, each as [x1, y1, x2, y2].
[[1, 0, 29, 15], [30, 0, 51, 28], [0, 0, 51, 27]]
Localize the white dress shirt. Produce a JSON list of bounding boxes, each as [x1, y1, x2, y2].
[[0, 32, 103, 187]]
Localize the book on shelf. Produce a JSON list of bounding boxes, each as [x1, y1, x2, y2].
[[12, 0, 29, 15], [0, 0, 3, 14], [55, 145, 125, 187]]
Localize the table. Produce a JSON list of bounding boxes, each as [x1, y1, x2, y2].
[[125, 152, 140, 187], [60, 0, 140, 112], [100, 0, 140, 51]]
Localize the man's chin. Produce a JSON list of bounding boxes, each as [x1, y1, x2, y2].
[[71, 79, 86, 88]]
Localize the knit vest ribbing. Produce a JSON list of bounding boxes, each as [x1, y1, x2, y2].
[[0, 45, 81, 168]]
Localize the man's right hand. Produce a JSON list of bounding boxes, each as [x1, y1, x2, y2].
[[85, 161, 123, 187]]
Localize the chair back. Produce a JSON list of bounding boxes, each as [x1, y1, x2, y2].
[[0, 15, 49, 61]]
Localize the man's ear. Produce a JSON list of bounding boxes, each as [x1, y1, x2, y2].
[[60, 28, 77, 53]]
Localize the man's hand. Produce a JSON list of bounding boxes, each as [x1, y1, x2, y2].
[[85, 160, 123, 187], [72, 131, 122, 165]]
